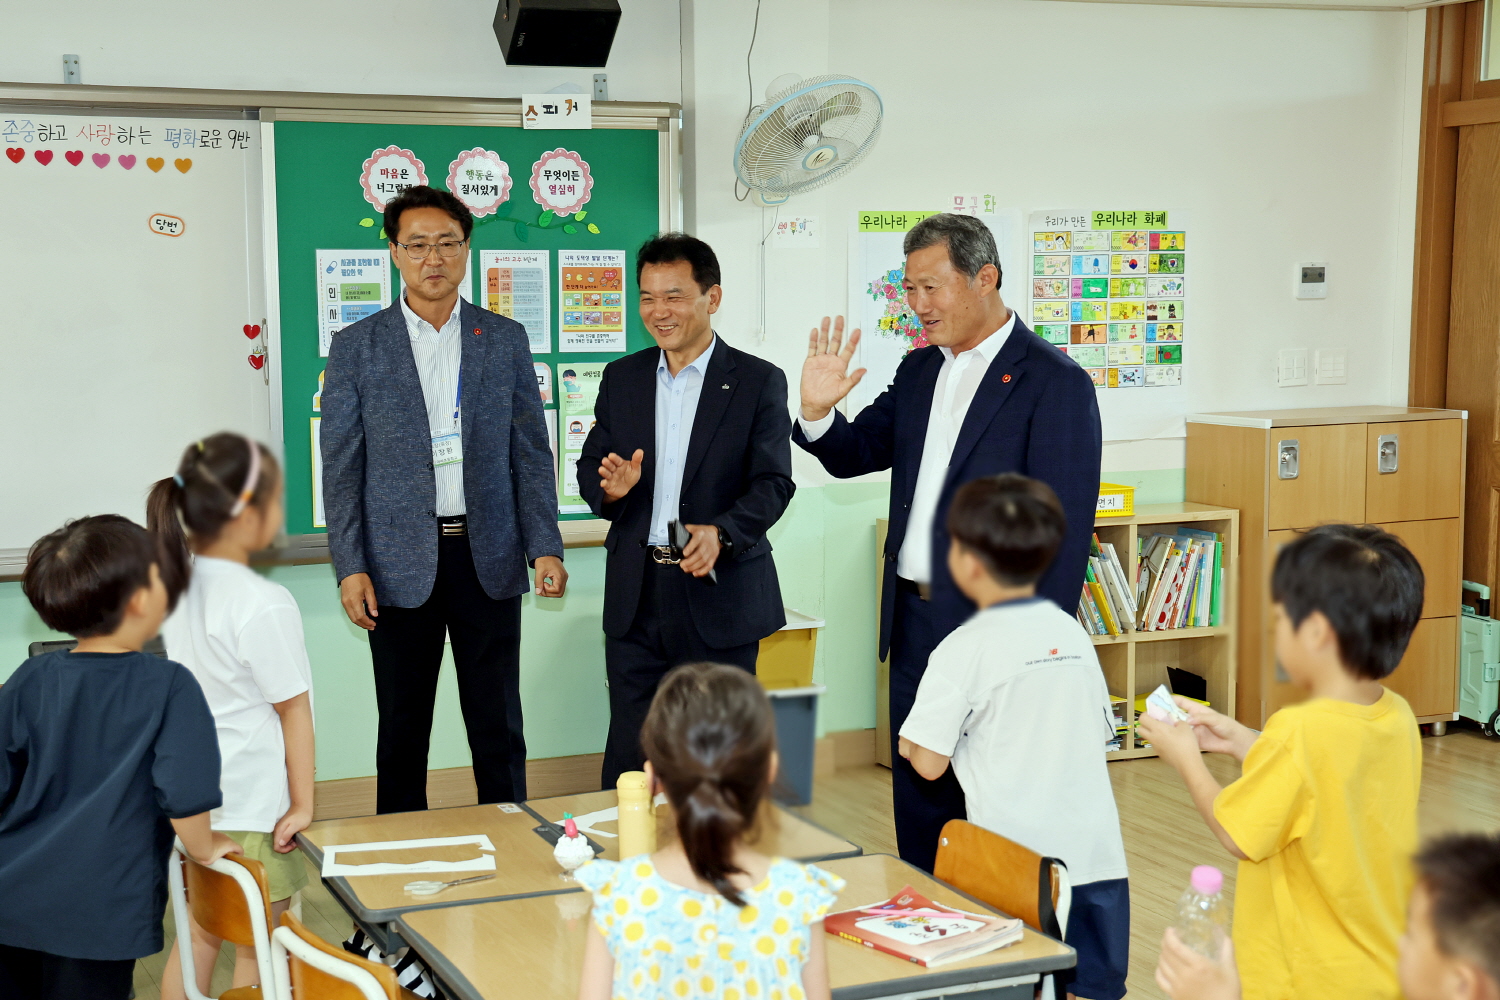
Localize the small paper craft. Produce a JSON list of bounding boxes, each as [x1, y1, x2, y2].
[[321, 834, 497, 877]]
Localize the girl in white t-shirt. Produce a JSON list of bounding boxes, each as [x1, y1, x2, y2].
[[147, 434, 315, 1000]]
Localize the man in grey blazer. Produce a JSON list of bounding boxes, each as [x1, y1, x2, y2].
[[321, 185, 566, 813]]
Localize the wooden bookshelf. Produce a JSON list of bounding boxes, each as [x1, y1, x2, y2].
[[1092, 502, 1240, 761]]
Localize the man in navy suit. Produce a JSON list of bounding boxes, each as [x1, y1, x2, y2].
[[795, 213, 1102, 871], [322, 186, 566, 813]]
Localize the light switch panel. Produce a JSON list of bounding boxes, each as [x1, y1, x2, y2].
[[1314, 348, 1347, 385], [1278, 348, 1309, 387]]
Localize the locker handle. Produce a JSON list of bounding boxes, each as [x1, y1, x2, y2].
[[1277, 439, 1299, 480], [1377, 434, 1398, 474]]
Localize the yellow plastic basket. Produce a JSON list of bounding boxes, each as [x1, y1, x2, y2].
[[1096, 482, 1135, 518]]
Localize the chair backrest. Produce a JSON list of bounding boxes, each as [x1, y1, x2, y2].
[[184, 851, 273, 947], [933, 819, 1063, 938], [275, 913, 399, 1000]]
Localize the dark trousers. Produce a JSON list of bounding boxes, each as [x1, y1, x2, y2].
[[890, 586, 968, 873], [0, 944, 134, 1000], [601, 560, 760, 788], [368, 533, 525, 813]]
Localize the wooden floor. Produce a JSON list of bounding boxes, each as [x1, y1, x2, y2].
[[133, 725, 1500, 1000]]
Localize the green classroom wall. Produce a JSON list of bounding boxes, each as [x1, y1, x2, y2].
[[0, 471, 1186, 779]]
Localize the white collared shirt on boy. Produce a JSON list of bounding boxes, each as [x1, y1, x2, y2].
[[898, 596, 1128, 886]]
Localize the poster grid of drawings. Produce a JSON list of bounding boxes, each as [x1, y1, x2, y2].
[[556, 363, 605, 513], [846, 208, 1021, 417], [1028, 211, 1185, 390]]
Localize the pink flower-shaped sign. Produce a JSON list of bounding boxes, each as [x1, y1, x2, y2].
[[446, 148, 512, 218], [359, 145, 427, 211], [529, 148, 593, 215]]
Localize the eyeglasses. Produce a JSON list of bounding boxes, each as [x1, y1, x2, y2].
[[394, 238, 468, 259]]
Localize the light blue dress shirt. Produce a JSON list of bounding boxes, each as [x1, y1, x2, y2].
[[649, 336, 717, 545]]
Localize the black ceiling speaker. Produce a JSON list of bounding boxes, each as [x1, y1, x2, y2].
[[493, 0, 622, 68]]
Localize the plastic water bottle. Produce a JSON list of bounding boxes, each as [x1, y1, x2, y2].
[[1176, 865, 1230, 958]]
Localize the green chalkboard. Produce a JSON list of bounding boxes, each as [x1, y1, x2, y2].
[[271, 119, 664, 535]]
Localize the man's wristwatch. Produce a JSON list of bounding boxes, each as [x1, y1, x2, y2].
[[715, 525, 734, 554]]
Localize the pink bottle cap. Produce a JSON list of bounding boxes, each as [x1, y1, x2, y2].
[[1190, 865, 1223, 894]]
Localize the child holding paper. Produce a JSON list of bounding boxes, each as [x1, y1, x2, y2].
[[1139, 524, 1424, 1000], [898, 473, 1130, 1000]]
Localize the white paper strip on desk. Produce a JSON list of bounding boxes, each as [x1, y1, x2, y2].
[[540, 793, 669, 839], [321, 834, 497, 877]]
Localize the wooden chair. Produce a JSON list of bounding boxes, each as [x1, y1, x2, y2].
[[168, 840, 279, 1000], [271, 913, 402, 1000], [934, 820, 1073, 999]]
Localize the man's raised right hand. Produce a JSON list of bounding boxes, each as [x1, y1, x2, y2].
[[340, 572, 378, 630], [599, 449, 644, 502], [799, 316, 867, 423]]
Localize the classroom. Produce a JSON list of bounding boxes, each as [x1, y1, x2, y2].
[[3, 1, 1500, 998]]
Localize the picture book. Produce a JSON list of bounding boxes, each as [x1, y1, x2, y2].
[[825, 886, 1026, 968]]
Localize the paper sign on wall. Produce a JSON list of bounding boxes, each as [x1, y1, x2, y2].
[[559, 250, 625, 352], [557, 363, 606, 513], [446, 148, 512, 217], [530, 148, 593, 215], [480, 249, 550, 353], [522, 95, 592, 129], [310, 417, 325, 529], [317, 250, 392, 357], [535, 362, 552, 404], [359, 145, 426, 211]]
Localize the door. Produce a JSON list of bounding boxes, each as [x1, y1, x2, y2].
[[1267, 423, 1366, 530], [1385, 618, 1459, 718], [1364, 420, 1464, 523]]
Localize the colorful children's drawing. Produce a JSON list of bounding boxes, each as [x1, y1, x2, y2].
[[1147, 276, 1184, 297], [1144, 299, 1184, 322], [1035, 255, 1071, 276], [1072, 301, 1107, 322], [867, 266, 927, 349], [1036, 324, 1069, 345], [1034, 231, 1071, 251], [1147, 322, 1183, 342], [1145, 365, 1182, 386], [1150, 232, 1186, 251], [1076, 277, 1108, 298], [1109, 322, 1145, 342], [1071, 323, 1107, 344], [1149, 252, 1185, 274], [1109, 344, 1144, 366], [1070, 345, 1107, 368], [1108, 301, 1145, 321], [1072, 254, 1108, 275], [1085, 367, 1107, 387], [1155, 344, 1182, 364], [1111, 230, 1148, 251], [1034, 301, 1071, 323], [1034, 277, 1069, 299], [1117, 366, 1145, 387], [1073, 231, 1110, 251], [1112, 254, 1148, 274], [1107, 368, 1121, 388], [1110, 277, 1146, 298]]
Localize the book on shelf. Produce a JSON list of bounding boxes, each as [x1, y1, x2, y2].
[[1135, 528, 1225, 631], [824, 886, 1026, 968]]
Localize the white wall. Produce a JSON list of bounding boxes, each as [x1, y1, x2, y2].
[[0, 0, 682, 102], [683, 0, 1424, 486]]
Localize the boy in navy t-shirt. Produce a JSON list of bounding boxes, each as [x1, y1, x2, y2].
[[0, 515, 233, 1000]]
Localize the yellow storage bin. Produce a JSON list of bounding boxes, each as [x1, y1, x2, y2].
[[757, 608, 823, 690], [1096, 481, 1135, 518]]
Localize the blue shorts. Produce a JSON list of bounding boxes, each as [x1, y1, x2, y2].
[[1059, 877, 1129, 1000]]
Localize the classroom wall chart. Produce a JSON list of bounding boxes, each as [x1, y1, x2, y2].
[[559, 250, 626, 352], [557, 363, 605, 513], [316, 250, 392, 356], [480, 249, 550, 353], [1029, 209, 1189, 440]]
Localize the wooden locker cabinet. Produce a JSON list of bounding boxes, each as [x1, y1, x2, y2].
[[1187, 406, 1466, 728]]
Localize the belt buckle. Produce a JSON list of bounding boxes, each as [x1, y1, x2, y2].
[[439, 520, 466, 537], [650, 545, 679, 565]]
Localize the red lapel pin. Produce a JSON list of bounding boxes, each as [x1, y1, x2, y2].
[[1002, 373, 1012, 383], [473, 327, 482, 336]]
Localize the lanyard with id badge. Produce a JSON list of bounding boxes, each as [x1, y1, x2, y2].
[[432, 367, 463, 468]]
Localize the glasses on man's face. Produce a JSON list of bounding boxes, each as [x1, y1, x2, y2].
[[394, 238, 468, 260]]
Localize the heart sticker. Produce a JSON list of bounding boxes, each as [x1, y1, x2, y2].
[[65, 150, 83, 166], [118, 154, 136, 170], [174, 158, 192, 173], [147, 157, 164, 172], [4, 148, 22, 164], [243, 324, 262, 339], [92, 153, 110, 168], [248, 354, 265, 370], [34, 150, 53, 165]]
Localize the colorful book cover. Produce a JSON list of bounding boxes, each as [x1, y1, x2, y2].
[[825, 886, 1026, 969]]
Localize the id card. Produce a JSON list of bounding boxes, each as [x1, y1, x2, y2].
[[432, 430, 463, 467]]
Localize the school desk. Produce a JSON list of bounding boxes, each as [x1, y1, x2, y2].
[[393, 853, 1076, 1000], [525, 789, 862, 864]]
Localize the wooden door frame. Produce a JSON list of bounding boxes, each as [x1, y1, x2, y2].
[[1410, 0, 1500, 407]]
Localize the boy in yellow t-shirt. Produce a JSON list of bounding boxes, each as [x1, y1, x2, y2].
[[1139, 524, 1424, 1000]]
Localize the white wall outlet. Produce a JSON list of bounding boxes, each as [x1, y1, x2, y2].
[[1314, 348, 1347, 385], [1296, 262, 1327, 299], [1278, 348, 1309, 386]]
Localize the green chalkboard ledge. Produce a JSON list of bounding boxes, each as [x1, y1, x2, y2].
[[0, 521, 607, 583]]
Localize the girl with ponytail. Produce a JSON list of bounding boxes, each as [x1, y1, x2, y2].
[[146, 434, 316, 1000], [576, 662, 844, 1000]]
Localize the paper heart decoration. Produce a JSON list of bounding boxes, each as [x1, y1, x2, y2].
[[34, 150, 52, 165], [174, 158, 192, 173], [242, 324, 261, 339], [65, 150, 83, 166], [92, 153, 110, 168], [146, 157, 164, 172], [247, 354, 265, 370], [118, 154, 136, 170], [4, 148, 22, 164]]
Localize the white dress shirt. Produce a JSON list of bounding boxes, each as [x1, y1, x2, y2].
[[649, 336, 717, 545], [799, 313, 1015, 583], [400, 295, 465, 517]]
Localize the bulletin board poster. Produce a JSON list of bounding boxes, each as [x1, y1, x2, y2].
[[559, 250, 626, 352], [557, 363, 605, 513], [480, 249, 550, 353], [846, 208, 1021, 417], [1028, 210, 1188, 441], [316, 250, 391, 357]]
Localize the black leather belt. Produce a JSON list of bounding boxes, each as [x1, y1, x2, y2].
[[896, 576, 930, 601], [438, 516, 467, 537]]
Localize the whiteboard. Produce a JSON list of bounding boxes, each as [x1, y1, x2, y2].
[[0, 112, 269, 550]]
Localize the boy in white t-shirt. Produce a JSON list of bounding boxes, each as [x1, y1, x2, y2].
[[900, 473, 1129, 1000]]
